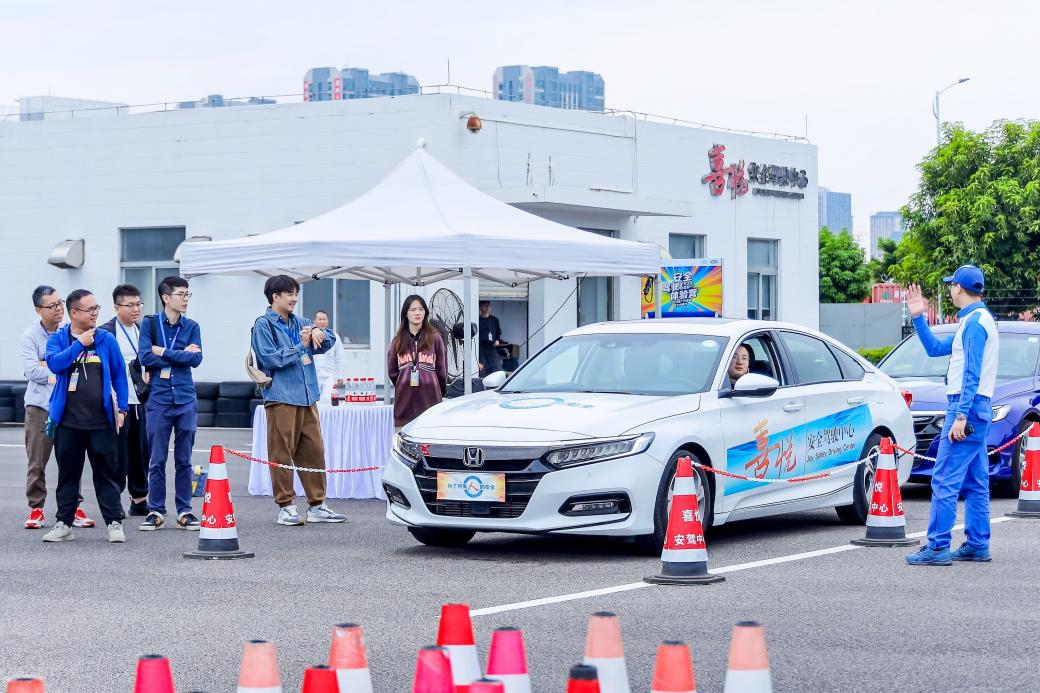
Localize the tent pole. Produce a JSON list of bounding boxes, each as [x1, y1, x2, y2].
[[384, 281, 393, 405], [463, 267, 473, 396], [655, 265, 664, 319]]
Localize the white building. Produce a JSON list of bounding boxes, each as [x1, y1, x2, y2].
[[0, 93, 818, 382], [15, 95, 128, 121]]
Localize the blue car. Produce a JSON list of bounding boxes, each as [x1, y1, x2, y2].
[[878, 321, 1040, 495]]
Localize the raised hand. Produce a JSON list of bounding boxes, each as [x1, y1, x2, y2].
[[906, 284, 929, 317]]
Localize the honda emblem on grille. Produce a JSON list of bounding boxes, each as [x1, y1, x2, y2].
[[463, 447, 485, 468]]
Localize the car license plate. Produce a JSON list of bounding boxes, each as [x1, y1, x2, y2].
[[436, 472, 506, 502]]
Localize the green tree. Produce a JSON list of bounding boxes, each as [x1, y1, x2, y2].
[[867, 237, 899, 283], [891, 120, 1040, 316], [819, 227, 872, 303]]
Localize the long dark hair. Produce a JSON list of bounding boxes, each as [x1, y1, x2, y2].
[[393, 294, 438, 356]]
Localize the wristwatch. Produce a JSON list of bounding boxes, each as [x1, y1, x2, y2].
[[955, 413, 967, 421]]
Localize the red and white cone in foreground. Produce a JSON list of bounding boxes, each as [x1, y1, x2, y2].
[[414, 646, 454, 693], [645, 457, 724, 585], [236, 640, 281, 693], [437, 604, 481, 692], [485, 627, 531, 693], [184, 446, 255, 559], [722, 621, 772, 693], [582, 612, 630, 693], [470, 681, 505, 693], [6, 678, 44, 693], [133, 654, 175, 693], [329, 623, 373, 693], [300, 665, 338, 693], [650, 641, 697, 693], [1008, 422, 1040, 518], [566, 664, 601, 693], [851, 438, 919, 547]]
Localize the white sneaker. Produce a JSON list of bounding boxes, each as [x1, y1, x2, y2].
[[307, 503, 347, 523], [107, 521, 126, 543], [42, 521, 74, 543], [277, 504, 304, 526]]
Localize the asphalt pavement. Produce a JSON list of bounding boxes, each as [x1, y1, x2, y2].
[[0, 424, 1037, 692]]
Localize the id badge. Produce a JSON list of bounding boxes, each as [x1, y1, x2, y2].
[[68, 371, 79, 392], [301, 354, 312, 366], [160, 367, 172, 380], [410, 368, 420, 387]]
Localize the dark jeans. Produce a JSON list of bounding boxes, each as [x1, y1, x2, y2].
[[117, 404, 149, 501], [479, 346, 503, 377], [146, 399, 197, 516], [54, 425, 124, 526]]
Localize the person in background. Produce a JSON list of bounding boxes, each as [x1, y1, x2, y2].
[[137, 276, 202, 531], [99, 284, 151, 516], [20, 286, 95, 529], [41, 290, 129, 544], [478, 300, 504, 377], [388, 295, 447, 430], [727, 344, 752, 388], [312, 310, 347, 400], [252, 275, 346, 526]]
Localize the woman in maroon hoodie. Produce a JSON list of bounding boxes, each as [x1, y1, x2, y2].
[[387, 295, 448, 429]]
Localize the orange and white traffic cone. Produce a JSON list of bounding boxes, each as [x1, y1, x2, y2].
[[469, 681, 505, 693], [722, 621, 772, 693], [414, 646, 454, 693], [851, 438, 919, 547], [650, 641, 696, 693], [436, 604, 481, 691], [236, 640, 281, 693], [645, 457, 724, 585], [566, 664, 601, 693], [184, 446, 255, 559], [300, 665, 339, 693], [133, 654, 175, 693], [582, 612, 630, 693], [6, 678, 44, 693], [1008, 422, 1040, 518], [329, 623, 373, 693], [485, 627, 531, 693]]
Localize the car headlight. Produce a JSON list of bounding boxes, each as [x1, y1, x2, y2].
[[545, 433, 655, 469], [992, 405, 1012, 423], [392, 433, 423, 468]]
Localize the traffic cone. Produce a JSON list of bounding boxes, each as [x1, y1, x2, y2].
[[582, 612, 630, 693], [301, 665, 339, 693], [651, 641, 696, 693], [470, 681, 505, 693], [644, 457, 724, 585], [566, 664, 601, 693], [722, 621, 771, 693], [6, 678, 44, 693], [1008, 422, 1040, 518], [851, 438, 919, 546], [133, 654, 175, 693], [413, 646, 454, 693], [436, 604, 481, 691], [237, 640, 281, 693], [485, 627, 531, 693], [328, 623, 373, 693], [184, 446, 255, 559]]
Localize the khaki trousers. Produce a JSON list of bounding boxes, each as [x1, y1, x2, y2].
[[265, 402, 326, 508], [25, 405, 54, 509]]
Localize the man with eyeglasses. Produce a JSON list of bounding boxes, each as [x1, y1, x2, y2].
[[42, 290, 129, 544], [100, 284, 151, 516], [20, 286, 96, 530], [137, 276, 203, 531]]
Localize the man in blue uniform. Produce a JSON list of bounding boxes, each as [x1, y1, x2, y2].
[[905, 265, 998, 565]]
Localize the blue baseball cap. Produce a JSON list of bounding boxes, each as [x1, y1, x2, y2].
[[943, 265, 985, 293]]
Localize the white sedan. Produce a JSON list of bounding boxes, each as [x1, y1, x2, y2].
[[383, 318, 915, 550]]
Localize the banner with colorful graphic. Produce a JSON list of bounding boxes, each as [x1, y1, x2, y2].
[[659, 259, 723, 318], [641, 275, 656, 319]]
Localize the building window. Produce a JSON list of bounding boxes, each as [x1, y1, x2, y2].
[[668, 233, 705, 259], [119, 227, 185, 315], [747, 239, 778, 320], [301, 278, 371, 347], [577, 230, 616, 326]]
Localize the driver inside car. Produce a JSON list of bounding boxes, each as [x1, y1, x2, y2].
[[727, 343, 752, 387]]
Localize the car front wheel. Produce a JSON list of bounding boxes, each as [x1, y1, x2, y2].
[[633, 449, 714, 555], [836, 432, 883, 524], [407, 526, 476, 547]]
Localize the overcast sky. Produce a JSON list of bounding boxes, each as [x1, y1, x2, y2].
[[3, 0, 1037, 241]]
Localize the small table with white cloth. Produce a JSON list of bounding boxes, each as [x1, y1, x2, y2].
[[248, 403, 393, 500]]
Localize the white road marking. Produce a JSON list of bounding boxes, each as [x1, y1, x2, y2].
[[470, 517, 1015, 618]]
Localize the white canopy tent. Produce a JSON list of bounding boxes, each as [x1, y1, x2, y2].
[[180, 146, 662, 396]]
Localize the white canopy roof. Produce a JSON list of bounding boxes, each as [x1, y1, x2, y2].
[[179, 147, 660, 286]]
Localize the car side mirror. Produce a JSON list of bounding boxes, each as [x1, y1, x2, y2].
[[482, 371, 508, 389], [722, 372, 780, 398]]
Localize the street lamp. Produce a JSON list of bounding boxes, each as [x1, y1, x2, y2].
[[932, 77, 970, 145]]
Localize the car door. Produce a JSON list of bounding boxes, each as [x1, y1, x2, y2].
[[717, 331, 806, 514]]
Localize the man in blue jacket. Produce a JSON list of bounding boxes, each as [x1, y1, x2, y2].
[[905, 265, 999, 566], [137, 276, 203, 531], [41, 289, 129, 544]]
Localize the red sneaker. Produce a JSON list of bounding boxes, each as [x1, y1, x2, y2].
[[73, 507, 96, 528], [24, 508, 45, 529]]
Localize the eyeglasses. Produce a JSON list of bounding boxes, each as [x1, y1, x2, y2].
[[170, 292, 192, 299], [70, 306, 101, 315], [116, 302, 143, 309], [40, 299, 64, 311]]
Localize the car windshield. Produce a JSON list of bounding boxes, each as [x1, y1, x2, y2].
[[880, 331, 1040, 380], [501, 333, 727, 396]]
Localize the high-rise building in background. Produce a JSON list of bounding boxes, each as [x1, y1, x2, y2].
[[817, 186, 853, 233], [177, 94, 276, 109], [303, 66, 419, 102], [870, 211, 906, 259], [493, 65, 605, 111]]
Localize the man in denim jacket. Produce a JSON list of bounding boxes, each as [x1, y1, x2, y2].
[[252, 275, 346, 526]]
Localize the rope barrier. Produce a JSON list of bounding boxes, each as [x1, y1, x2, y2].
[[222, 447, 382, 474], [893, 429, 1027, 464]]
